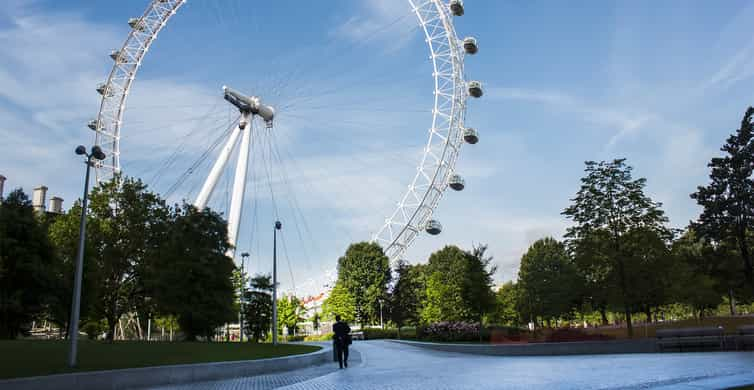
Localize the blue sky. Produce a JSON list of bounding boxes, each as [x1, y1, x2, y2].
[[2, 0, 753, 296]]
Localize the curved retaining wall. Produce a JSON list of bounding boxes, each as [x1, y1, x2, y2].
[[391, 339, 657, 356], [0, 346, 329, 390]]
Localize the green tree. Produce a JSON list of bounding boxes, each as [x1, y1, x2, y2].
[[46, 201, 101, 337], [562, 159, 670, 337], [86, 176, 171, 341], [490, 282, 520, 327], [691, 107, 754, 295], [277, 295, 304, 337], [154, 315, 179, 341], [334, 242, 391, 326], [150, 203, 236, 341], [516, 238, 579, 327], [242, 274, 273, 343], [670, 231, 726, 317], [322, 282, 355, 323], [389, 260, 426, 332], [0, 189, 55, 339], [620, 227, 674, 322], [421, 245, 496, 323]]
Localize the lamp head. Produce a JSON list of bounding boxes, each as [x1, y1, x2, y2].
[[75, 145, 87, 155], [241, 252, 249, 258], [275, 221, 282, 230], [91, 145, 106, 161]]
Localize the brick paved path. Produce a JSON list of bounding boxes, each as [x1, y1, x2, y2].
[[147, 340, 754, 390]]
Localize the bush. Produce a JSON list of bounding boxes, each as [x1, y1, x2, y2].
[[363, 328, 398, 340], [418, 322, 481, 342], [304, 333, 333, 342], [284, 335, 305, 342]]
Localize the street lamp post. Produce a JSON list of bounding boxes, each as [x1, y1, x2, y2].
[[272, 221, 281, 345], [68, 145, 106, 368], [239, 252, 249, 343], [379, 299, 384, 329]]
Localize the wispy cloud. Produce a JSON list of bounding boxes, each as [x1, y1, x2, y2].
[[488, 87, 654, 149], [331, 0, 417, 52]]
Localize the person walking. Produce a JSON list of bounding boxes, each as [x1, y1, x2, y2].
[[332, 314, 351, 369]]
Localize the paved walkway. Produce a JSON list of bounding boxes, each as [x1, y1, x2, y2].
[[146, 341, 754, 390]]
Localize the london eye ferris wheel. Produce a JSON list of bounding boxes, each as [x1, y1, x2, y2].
[[89, 0, 484, 282]]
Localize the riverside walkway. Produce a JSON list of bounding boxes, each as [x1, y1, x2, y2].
[[149, 340, 754, 390]]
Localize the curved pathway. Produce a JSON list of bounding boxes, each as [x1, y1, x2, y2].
[[148, 340, 754, 389]]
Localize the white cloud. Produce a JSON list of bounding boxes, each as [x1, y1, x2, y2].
[[332, 0, 417, 52], [488, 86, 655, 149]]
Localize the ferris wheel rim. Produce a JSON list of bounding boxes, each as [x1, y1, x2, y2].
[[91, 0, 472, 262]]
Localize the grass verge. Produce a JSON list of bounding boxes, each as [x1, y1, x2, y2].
[[0, 340, 320, 380]]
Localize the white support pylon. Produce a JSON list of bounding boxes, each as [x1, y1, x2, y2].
[[193, 112, 249, 210], [226, 117, 253, 258]]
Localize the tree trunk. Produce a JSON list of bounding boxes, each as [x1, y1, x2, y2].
[[645, 307, 652, 323], [106, 316, 117, 342], [600, 307, 608, 326], [738, 229, 754, 294], [728, 289, 737, 316]]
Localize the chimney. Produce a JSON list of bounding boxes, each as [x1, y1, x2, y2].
[[0, 175, 5, 202], [32, 186, 48, 213], [49, 197, 64, 214]]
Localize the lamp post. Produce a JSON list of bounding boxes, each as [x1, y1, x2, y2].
[[68, 145, 106, 368], [272, 221, 281, 345], [379, 299, 384, 329], [239, 252, 249, 343]]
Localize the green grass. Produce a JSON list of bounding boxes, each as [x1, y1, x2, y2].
[[0, 340, 320, 380]]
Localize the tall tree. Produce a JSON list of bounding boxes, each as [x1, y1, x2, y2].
[[242, 274, 273, 343], [691, 107, 754, 295], [421, 245, 496, 323], [322, 282, 355, 323], [389, 260, 426, 332], [87, 176, 170, 341], [516, 238, 579, 327], [277, 295, 304, 337], [563, 159, 670, 337], [0, 189, 54, 339], [150, 203, 236, 341], [334, 242, 391, 326], [47, 201, 101, 337], [490, 282, 520, 327]]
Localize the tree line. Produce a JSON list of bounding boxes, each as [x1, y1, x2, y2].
[[0, 176, 237, 340], [322, 107, 753, 337]]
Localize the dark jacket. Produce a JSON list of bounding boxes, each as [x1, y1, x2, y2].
[[333, 321, 351, 346]]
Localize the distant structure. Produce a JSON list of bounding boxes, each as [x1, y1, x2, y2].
[[0, 176, 64, 214], [49, 197, 64, 214], [32, 186, 48, 213]]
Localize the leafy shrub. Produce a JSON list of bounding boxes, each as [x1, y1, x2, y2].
[[304, 333, 333, 342], [285, 335, 306, 342], [363, 328, 398, 340], [418, 322, 481, 342]]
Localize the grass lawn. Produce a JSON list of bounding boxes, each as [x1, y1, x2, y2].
[[584, 315, 754, 339], [0, 340, 320, 380]]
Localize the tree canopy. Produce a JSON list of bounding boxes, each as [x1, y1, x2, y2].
[[562, 159, 670, 336], [0, 189, 54, 339], [331, 242, 390, 326], [691, 107, 754, 295]]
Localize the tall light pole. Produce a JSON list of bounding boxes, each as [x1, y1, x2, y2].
[[68, 145, 106, 368], [379, 299, 384, 329], [239, 252, 249, 343], [272, 221, 281, 345]]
